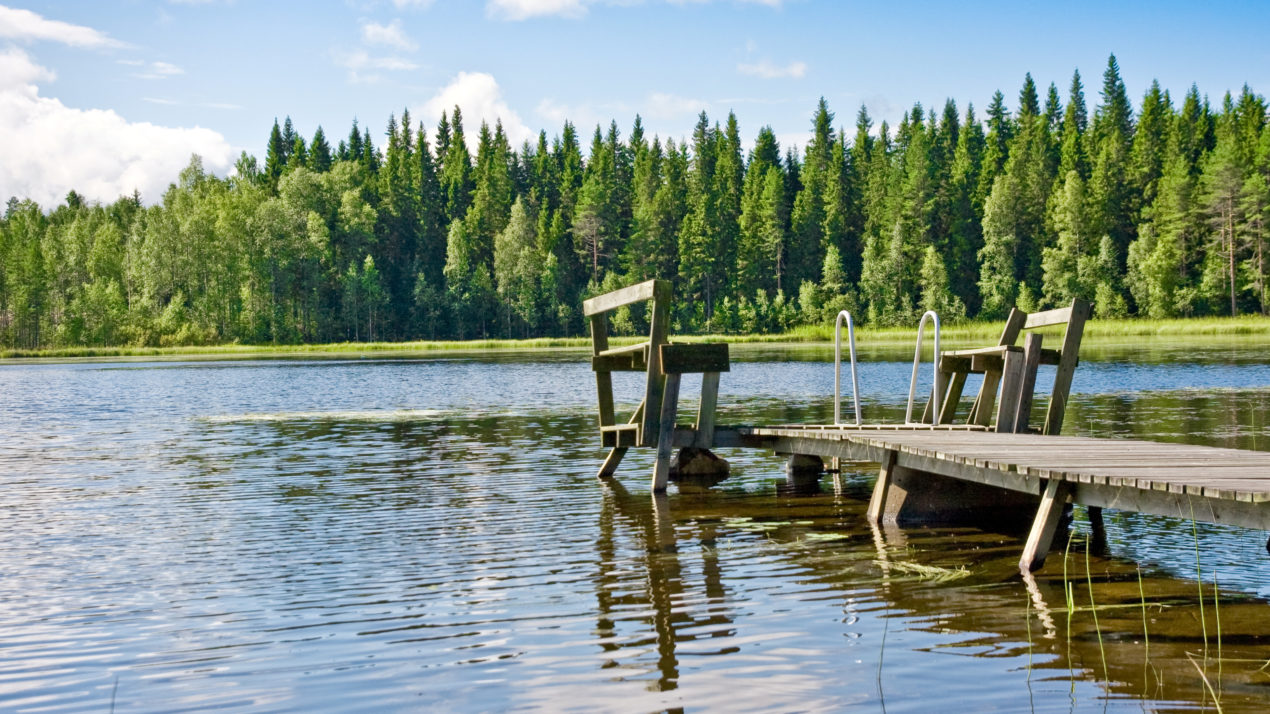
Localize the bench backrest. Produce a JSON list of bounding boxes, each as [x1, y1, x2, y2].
[[585, 279, 671, 447], [994, 298, 1092, 435]]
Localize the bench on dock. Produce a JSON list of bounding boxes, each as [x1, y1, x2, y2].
[[584, 279, 730, 492], [929, 298, 1092, 435]]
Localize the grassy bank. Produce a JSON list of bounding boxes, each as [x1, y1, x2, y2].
[[3, 314, 1269, 362]]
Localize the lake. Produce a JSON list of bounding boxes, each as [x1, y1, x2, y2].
[[1, 344, 1269, 712]]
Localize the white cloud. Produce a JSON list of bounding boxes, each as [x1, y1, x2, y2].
[[333, 48, 418, 83], [0, 5, 125, 48], [534, 97, 629, 132], [0, 48, 234, 207], [0, 45, 55, 88], [486, 0, 587, 20], [361, 19, 416, 51], [644, 91, 706, 120], [131, 60, 185, 80], [142, 96, 180, 105], [391, 0, 435, 7], [420, 71, 533, 150], [737, 59, 806, 79]]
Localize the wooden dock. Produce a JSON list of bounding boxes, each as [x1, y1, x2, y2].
[[582, 279, 1270, 572]]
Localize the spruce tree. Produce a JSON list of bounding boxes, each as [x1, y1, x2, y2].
[[440, 106, 473, 226], [264, 119, 287, 190], [308, 126, 333, 172]]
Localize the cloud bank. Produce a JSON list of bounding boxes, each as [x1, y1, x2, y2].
[[0, 47, 234, 207], [421, 71, 533, 150]]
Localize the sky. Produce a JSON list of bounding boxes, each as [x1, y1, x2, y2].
[[1, 0, 1268, 207]]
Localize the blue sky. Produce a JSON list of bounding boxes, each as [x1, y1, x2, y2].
[[2, 0, 1268, 206]]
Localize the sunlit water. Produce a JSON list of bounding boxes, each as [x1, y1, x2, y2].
[[1, 347, 1269, 711]]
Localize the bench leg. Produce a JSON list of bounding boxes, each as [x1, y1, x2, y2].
[[597, 447, 628, 479], [695, 372, 720, 448], [1020, 479, 1072, 572], [651, 374, 681, 493]]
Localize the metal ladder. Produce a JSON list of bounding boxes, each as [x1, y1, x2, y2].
[[833, 310, 941, 427]]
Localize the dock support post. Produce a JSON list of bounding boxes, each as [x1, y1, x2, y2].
[[1020, 478, 1072, 572], [651, 374, 681, 493], [866, 450, 898, 524]]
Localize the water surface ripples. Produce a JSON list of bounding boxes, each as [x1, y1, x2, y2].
[[1, 354, 1269, 711]]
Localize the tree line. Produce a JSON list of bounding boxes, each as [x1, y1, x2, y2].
[[1, 55, 1268, 350]]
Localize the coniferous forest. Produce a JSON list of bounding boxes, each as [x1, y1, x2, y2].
[[2, 55, 1270, 349]]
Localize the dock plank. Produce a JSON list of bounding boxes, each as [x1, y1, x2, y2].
[[737, 425, 1270, 529]]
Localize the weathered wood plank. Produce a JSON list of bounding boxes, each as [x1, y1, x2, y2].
[[640, 280, 672, 447], [591, 354, 648, 372], [660, 342, 730, 374], [596, 447, 628, 479], [651, 373, 681, 492], [582, 278, 661, 315], [1013, 333, 1043, 433], [1023, 305, 1074, 329], [590, 314, 615, 428], [1020, 479, 1072, 571], [995, 349, 1026, 433], [866, 450, 898, 523], [1043, 298, 1091, 435], [695, 372, 720, 449]]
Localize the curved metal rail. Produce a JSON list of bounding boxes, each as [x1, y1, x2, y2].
[[904, 311, 941, 425], [833, 310, 862, 426]]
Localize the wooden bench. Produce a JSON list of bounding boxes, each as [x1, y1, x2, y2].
[[584, 279, 730, 492], [922, 297, 1092, 436]]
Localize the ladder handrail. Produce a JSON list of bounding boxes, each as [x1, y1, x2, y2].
[[834, 310, 862, 426], [905, 311, 941, 425]]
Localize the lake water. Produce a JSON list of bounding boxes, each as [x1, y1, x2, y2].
[[2, 345, 1269, 712]]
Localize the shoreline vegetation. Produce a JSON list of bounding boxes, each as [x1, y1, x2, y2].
[[4, 314, 1269, 362], [4, 55, 1270, 358]]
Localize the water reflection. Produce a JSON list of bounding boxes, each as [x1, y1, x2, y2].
[[1, 355, 1270, 711]]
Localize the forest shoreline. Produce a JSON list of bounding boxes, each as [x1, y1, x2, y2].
[[3, 313, 1268, 363]]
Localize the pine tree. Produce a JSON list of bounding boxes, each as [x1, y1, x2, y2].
[[415, 123, 446, 298], [1089, 54, 1136, 263], [1131, 80, 1171, 210], [1200, 96, 1244, 315], [678, 112, 719, 327], [977, 91, 1013, 208], [440, 106, 473, 225], [308, 126, 333, 172], [264, 119, 287, 189], [948, 103, 984, 312], [977, 174, 1020, 318], [466, 120, 515, 270], [574, 126, 620, 285], [714, 112, 745, 301], [1058, 70, 1089, 180], [737, 126, 785, 296], [789, 99, 835, 289]]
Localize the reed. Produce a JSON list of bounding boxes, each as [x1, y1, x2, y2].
[[1188, 654, 1225, 714], [1084, 538, 1109, 683], [1190, 509, 1210, 660]]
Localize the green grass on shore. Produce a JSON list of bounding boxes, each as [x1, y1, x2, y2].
[[3, 314, 1269, 362]]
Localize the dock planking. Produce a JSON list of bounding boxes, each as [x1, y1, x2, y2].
[[734, 426, 1270, 515]]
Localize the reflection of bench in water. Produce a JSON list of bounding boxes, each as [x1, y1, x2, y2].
[[584, 280, 1270, 572]]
